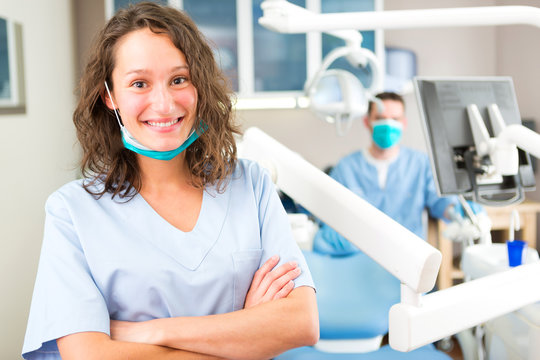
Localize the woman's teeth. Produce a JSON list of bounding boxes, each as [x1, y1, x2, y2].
[[147, 118, 180, 127]]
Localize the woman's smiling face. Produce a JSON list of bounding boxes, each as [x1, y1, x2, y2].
[[106, 27, 198, 152]]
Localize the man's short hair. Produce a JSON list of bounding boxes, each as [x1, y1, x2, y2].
[[368, 92, 405, 114]]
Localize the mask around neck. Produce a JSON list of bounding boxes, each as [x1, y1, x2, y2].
[[120, 125, 202, 161]]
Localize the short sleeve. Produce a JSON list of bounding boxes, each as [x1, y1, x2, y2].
[[253, 164, 315, 291], [22, 192, 110, 359]]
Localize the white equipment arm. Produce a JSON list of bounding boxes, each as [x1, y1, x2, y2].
[[240, 128, 540, 352], [240, 127, 441, 295], [389, 261, 540, 351], [499, 124, 540, 159], [468, 103, 540, 176], [260, 1, 540, 33]]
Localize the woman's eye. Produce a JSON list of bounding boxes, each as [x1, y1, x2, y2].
[[132, 81, 146, 89], [172, 77, 187, 85]]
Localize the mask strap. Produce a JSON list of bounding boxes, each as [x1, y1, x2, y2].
[[104, 81, 124, 128]]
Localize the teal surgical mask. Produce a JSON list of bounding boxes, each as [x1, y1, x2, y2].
[[104, 81, 203, 161], [372, 118, 403, 149]]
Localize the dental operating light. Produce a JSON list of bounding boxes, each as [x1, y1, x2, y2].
[[305, 45, 382, 136]]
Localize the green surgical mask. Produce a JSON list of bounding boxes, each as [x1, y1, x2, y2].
[[372, 119, 403, 149]]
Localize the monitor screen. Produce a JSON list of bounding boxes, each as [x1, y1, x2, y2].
[[414, 76, 535, 203]]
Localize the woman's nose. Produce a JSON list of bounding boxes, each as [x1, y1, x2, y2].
[[150, 86, 174, 115]]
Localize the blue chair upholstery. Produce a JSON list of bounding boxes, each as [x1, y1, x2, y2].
[[275, 251, 451, 359], [304, 251, 400, 339], [277, 344, 451, 360]]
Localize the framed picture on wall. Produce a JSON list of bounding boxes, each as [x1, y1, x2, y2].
[[0, 17, 25, 111]]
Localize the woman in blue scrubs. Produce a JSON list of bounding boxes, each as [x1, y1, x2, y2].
[[23, 3, 318, 359]]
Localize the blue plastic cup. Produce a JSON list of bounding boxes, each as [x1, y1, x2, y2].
[[507, 240, 527, 267]]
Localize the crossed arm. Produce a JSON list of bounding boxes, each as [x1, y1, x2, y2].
[[57, 257, 319, 360]]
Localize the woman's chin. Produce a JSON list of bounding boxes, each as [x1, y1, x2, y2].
[[152, 143, 182, 152]]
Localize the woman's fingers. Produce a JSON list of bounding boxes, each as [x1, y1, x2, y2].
[[258, 260, 298, 294], [250, 255, 279, 290], [263, 266, 301, 302], [245, 255, 280, 308], [272, 280, 295, 300], [245, 256, 302, 308]]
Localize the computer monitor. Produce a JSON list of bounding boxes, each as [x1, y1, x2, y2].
[[414, 76, 535, 205]]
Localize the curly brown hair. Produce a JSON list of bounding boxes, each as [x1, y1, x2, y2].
[[74, 2, 240, 199]]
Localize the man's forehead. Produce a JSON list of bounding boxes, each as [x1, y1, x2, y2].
[[372, 99, 404, 117], [380, 99, 403, 109]]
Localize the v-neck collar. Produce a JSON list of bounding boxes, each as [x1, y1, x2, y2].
[[122, 185, 231, 270]]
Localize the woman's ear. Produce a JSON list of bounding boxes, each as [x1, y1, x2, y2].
[[102, 81, 118, 111], [102, 90, 116, 111]]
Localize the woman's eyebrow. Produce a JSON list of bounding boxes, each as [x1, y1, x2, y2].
[[171, 65, 189, 72], [124, 69, 149, 76], [124, 65, 189, 77]]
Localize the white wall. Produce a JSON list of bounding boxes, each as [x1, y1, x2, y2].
[[0, 1, 78, 358]]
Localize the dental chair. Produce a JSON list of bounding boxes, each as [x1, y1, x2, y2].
[[276, 250, 452, 360]]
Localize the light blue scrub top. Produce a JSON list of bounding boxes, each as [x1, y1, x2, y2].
[[23, 159, 314, 359], [314, 147, 458, 256]]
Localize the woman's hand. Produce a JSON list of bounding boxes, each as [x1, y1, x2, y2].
[[244, 255, 301, 309]]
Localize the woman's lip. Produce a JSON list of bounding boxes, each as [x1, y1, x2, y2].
[[145, 116, 183, 125], [143, 117, 184, 132]]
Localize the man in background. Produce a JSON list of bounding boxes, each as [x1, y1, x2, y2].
[[314, 91, 461, 255]]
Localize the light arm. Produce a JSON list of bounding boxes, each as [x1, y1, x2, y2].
[[260, 1, 540, 33], [259, 0, 363, 44]]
